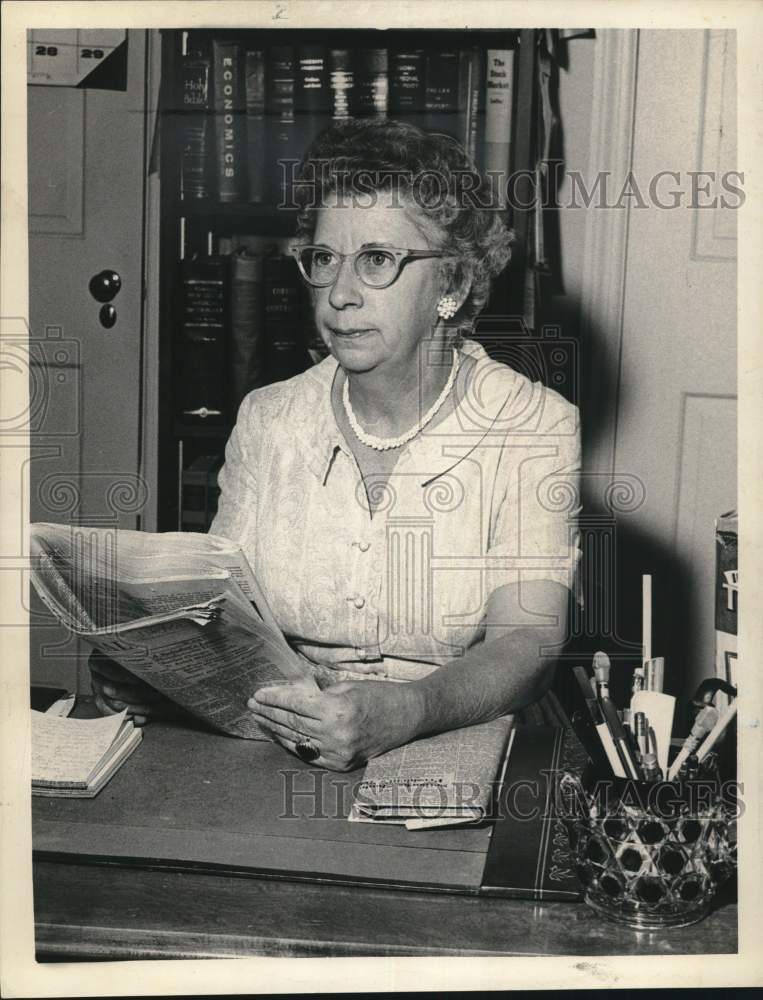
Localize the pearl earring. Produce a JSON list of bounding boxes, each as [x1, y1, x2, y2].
[[437, 295, 458, 320]]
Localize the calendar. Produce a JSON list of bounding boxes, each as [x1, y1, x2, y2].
[[27, 30, 127, 88]]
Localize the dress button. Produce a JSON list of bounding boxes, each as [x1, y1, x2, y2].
[[354, 596, 366, 610], [358, 542, 370, 552]]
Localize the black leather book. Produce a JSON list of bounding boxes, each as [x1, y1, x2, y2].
[[211, 39, 248, 203], [179, 46, 211, 200], [481, 724, 586, 900]]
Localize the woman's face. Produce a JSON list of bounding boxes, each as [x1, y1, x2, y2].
[[310, 188, 446, 375]]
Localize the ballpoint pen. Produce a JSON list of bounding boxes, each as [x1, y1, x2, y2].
[[573, 666, 626, 778], [600, 695, 641, 780], [634, 711, 648, 757], [630, 688, 675, 775], [667, 705, 720, 780]]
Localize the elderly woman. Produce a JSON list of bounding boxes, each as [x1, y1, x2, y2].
[[91, 119, 580, 772]]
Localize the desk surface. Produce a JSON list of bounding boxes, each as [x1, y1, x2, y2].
[[34, 859, 737, 959], [32, 706, 738, 959]]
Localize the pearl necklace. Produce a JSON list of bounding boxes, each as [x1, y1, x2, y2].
[[342, 348, 460, 452]]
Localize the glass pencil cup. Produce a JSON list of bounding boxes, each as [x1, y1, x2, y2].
[[558, 758, 737, 930]]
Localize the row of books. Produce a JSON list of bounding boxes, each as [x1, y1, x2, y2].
[[179, 237, 324, 428], [179, 40, 516, 205]]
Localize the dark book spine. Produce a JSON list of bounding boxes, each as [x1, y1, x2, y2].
[[296, 44, 329, 155], [244, 49, 267, 203], [179, 51, 211, 200], [230, 249, 265, 411], [329, 48, 353, 119], [424, 49, 460, 138], [179, 255, 229, 421], [459, 48, 484, 165], [266, 45, 299, 205], [353, 48, 388, 117], [389, 49, 425, 128], [263, 253, 310, 384], [212, 40, 248, 203]]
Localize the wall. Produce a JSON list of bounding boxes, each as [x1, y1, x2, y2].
[[549, 30, 737, 709]]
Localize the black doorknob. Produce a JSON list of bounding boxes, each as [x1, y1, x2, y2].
[[89, 269, 122, 303]]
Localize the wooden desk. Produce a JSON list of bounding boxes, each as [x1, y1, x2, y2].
[[32, 707, 738, 959], [34, 859, 737, 959]]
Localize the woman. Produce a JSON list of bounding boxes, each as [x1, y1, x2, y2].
[[91, 119, 581, 771]]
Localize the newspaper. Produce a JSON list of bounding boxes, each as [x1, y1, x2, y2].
[[29, 523, 315, 740], [350, 717, 515, 829]]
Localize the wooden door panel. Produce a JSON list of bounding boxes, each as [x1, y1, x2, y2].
[[28, 30, 148, 692]]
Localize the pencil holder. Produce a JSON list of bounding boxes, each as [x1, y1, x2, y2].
[[558, 758, 737, 929]]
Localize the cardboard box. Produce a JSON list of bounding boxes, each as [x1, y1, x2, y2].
[[715, 510, 738, 700]]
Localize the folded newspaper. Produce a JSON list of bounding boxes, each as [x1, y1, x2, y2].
[[350, 719, 515, 830], [29, 523, 314, 739]]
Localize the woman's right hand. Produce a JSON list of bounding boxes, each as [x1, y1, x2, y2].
[[89, 650, 172, 726]]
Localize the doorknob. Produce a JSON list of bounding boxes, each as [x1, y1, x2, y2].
[[88, 269, 122, 303]]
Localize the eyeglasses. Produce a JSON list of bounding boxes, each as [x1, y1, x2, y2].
[[290, 244, 452, 290]]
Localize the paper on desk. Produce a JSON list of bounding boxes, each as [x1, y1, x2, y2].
[[349, 719, 514, 828], [45, 693, 75, 717], [31, 708, 127, 785]]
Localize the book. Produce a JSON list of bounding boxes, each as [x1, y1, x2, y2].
[[263, 251, 311, 383], [266, 45, 300, 205], [353, 48, 388, 117], [29, 523, 316, 741], [459, 47, 484, 166], [181, 453, 223, 532], [179, 44, 212, 200], [32, 708, 142, 798], [484, 48, 516, 209], [350, 717, 514, 829], [388, 48, 426, 129], [230, 247, 266, 408], [179, 254, 228, 422], [423, 49, 460, 138], [244, 49, 267, 203], [328, 48, 354, 119], [211, 39, 248, 203], [296, 43, 330, 154]]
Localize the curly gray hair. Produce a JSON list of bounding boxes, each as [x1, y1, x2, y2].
[[293, 118, 513, 330]]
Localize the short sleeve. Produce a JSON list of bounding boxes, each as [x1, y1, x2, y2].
[[486, 394, 581, 599], [208, 391, 260, 544]]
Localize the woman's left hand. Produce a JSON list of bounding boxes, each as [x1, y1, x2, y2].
[[248, 679, 423, 772]]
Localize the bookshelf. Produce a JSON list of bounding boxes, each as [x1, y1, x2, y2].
[[156, 27, 538, 532]]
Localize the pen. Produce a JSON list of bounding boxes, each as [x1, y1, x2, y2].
[[667, 705, 720, 780], [573, 666, 626, 778], [634, 711, 648, 757], [696, 701, 738, 764], [570, 709, 612, 775], [600, 696, 641, 780], [641, 752, 663, 783], [592, 650, 611, 700]]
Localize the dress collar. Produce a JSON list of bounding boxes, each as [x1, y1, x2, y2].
[[298, 340, 532, 485]]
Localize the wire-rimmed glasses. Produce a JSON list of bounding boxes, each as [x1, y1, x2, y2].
[[290, 244, 453, 290]]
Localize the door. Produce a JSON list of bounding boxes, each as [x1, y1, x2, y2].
[[614, 30, 737, 701], [27, 30, 150, 691]]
